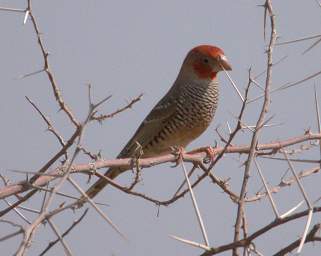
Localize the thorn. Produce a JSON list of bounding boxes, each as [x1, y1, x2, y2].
[[303, 38, 321, 55], [263, 1, 268, 40], [17, 69, 45, 79], [23, 10, 29, 24]]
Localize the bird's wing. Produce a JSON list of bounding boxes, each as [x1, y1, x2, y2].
[[118, 89, 178, 158]]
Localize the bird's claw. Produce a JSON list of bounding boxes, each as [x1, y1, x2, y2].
[[86, 162, 97, 184], [170, 146, 185, 167], [74, 198, 87, 209], [203, 146, 216, 164], [188, 144, 217, 164]]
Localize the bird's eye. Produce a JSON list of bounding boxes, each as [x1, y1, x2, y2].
[[203, 58, 209, 64]]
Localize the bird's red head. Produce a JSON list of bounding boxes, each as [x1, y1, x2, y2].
[[183, 45, 232, 80], [192, 45, 225, 59]]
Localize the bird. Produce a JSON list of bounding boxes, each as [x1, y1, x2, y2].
[[79, 44, 231, 204]]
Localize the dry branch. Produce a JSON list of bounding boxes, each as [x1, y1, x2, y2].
[[0, 132, 320, 201]]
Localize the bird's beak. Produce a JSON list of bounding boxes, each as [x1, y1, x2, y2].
[[219, 55, 232, 71]]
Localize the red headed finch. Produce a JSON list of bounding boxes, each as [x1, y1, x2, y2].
[[79, 45, 231, 204]]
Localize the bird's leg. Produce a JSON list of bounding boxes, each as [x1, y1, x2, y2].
[[129, 142, 144, 183], [87, 162, 98, 183], [170, 146, 186, 167]]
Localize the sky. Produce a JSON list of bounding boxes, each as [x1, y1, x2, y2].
[[0, 0, 321, 255]]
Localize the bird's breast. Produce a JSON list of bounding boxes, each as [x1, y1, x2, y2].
[[142, 81, 219, 157], [178, 81, 219, 125]]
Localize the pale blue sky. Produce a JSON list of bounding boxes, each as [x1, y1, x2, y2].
[[0, 0, 321, 255]]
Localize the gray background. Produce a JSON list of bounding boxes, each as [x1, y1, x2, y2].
[[0, 0, 321, 255]]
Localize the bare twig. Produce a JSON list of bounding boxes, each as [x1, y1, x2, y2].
[[39, 209, 88, 256], [273, 223, 321, 256], [68, 177, 126, 239], [47, 219, 73, 256], [248, 166, 320, 203], [1, 132, 321, 201], [297, 209, 313, 254], [221, 66, 244, 102], [314, 86, 321, 169], [170, 235, 211, 251], [15, 86, 113, 255], [27, 0, 79, 127], [282, 151, 313, 209], [0, 6, 25, 13], [25, 96, 67, 155], [0, 219, 25, 242], [92, 94, 143, 122], [254, 159, 279, 218], [303, 37, 321, 54], [248, 69, 321, 104], [200, 207, 321, 256], [233, 2, 277, 255], [276, 34, 321, 46]]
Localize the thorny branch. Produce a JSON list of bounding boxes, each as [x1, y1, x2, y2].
[[200, 207, 321, 256], [233, 1, 277, 255], [1, 132, 321, 201], [92, 94, 143, 122], [39, 209, 89, 256], [15, 86, 113, 256], [27, 0, 79, 127], [273, 223, 321, 256], [25, 96, 67, 158]]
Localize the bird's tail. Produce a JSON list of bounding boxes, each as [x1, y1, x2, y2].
[[77, 167, 124, 207]]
